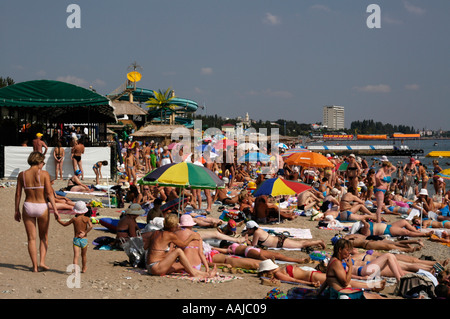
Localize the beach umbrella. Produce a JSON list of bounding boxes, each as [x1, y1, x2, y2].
[[284, 151, 334, 168], [167, 142, 180, 150], [253, 177, 311, 197], [253, 177, 312, 223], [276, 143, 288, 149], [437, 168, 450, 180], [337, 162, 349, 171], [195, 144, 216, 153], [238, 152, 271, 163], [138, 162, 224, 189], [214, 138, 237, 149], [237, 143, 259, 151], [138, 162, 225, 215], [182, 153, 192, 162]]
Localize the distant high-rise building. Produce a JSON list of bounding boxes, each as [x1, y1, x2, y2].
[[323, 105, 345, 130]]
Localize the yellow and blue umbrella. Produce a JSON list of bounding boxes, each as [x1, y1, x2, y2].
[[138, 162, 225, 189], [253, 177, 311, 223], [253, 177, 311, 197]]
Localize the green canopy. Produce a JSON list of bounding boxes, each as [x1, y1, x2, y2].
[[0, 80, 116, 123]]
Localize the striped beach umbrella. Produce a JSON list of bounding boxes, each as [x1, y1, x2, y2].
[[253, 177, 311, 223], [138, 162, 225, 189], [437, 168, 450, 180], [253, 177, 311, 197]]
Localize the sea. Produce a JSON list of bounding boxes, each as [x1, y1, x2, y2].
[[306, 138, 450, 194]]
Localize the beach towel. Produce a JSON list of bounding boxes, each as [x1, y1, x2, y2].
[[65, 191, 108, 196], [262, 227, 312, 239], [431, 234, 450, 247], [163, 273, 243, 283], [265, 288, 288, 299], [128, 268, 242, 283]]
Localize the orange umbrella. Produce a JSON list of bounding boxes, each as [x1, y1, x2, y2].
[[284, 151, 334, 168]]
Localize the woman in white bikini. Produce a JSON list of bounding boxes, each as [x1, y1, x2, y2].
[[15, 152, 59, 272]]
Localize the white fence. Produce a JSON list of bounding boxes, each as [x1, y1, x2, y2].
[[3, 146, 111, 180]]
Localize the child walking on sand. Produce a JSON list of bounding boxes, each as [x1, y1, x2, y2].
[[56, 201, 93, 273], [125, 149, 137, 184], [93, 160, 108, 185]]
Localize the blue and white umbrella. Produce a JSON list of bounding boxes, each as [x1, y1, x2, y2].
[[276, 142, 288, 149], [238, 152, 271, 163]]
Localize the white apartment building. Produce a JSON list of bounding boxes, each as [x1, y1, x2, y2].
[[323, 105, 345, 130]]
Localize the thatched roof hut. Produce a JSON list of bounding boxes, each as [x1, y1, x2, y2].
[[131, 124, 193, 144], [110, 100, 147, 116]]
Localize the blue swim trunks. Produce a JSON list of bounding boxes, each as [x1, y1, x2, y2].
[[73, 237, 88, 249]]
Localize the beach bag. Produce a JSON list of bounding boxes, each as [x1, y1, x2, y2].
[[121, 236, 145, 268], [394, 273, 436, 298]]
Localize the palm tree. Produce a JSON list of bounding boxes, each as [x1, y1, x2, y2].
[[145, 87, 178, 124]]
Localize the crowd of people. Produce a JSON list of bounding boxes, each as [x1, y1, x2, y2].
[[14, 134, 450, 299]]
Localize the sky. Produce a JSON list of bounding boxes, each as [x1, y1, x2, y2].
[[1, 0, 449, 131]]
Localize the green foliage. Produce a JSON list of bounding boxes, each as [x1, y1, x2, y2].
[[192, 115, 420, 137], [0, 76, 15, 88], [350, 119, 415, 135]]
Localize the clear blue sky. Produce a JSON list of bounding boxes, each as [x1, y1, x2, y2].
[[1, 0, 449, 131]]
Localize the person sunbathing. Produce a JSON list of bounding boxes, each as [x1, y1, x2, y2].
[[343, 252, 407, 282], [344, 233, 423, 253], [253, 195, 297, 224], [430, 231, 450, 244], [65, 169, 93, 193], [297, 190, 321, 211], [358, 219, 433, 238], [316, 239, 386, 299], [351, 247, 449, 274], [183, 211, 224, 228], [413, 216, 450, 229], [203, 243, 261, 271], [244, 220, 325, 250], [258, 259, 386, 292], [49, 181, 76, 210], [337, 188, 383, 222], [214, 183, 240, 206], [214, 242, 310, 264]]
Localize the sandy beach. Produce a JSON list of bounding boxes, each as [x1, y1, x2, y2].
[[1, 178, 449, 302]]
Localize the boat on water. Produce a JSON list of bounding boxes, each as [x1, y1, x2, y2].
[[425, 151, 450, 158]]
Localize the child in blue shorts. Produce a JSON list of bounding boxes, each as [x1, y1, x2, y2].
[[56, 201, 93, 273]]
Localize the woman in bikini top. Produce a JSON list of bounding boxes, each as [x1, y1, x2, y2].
[[14, 152, 59, 272]]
